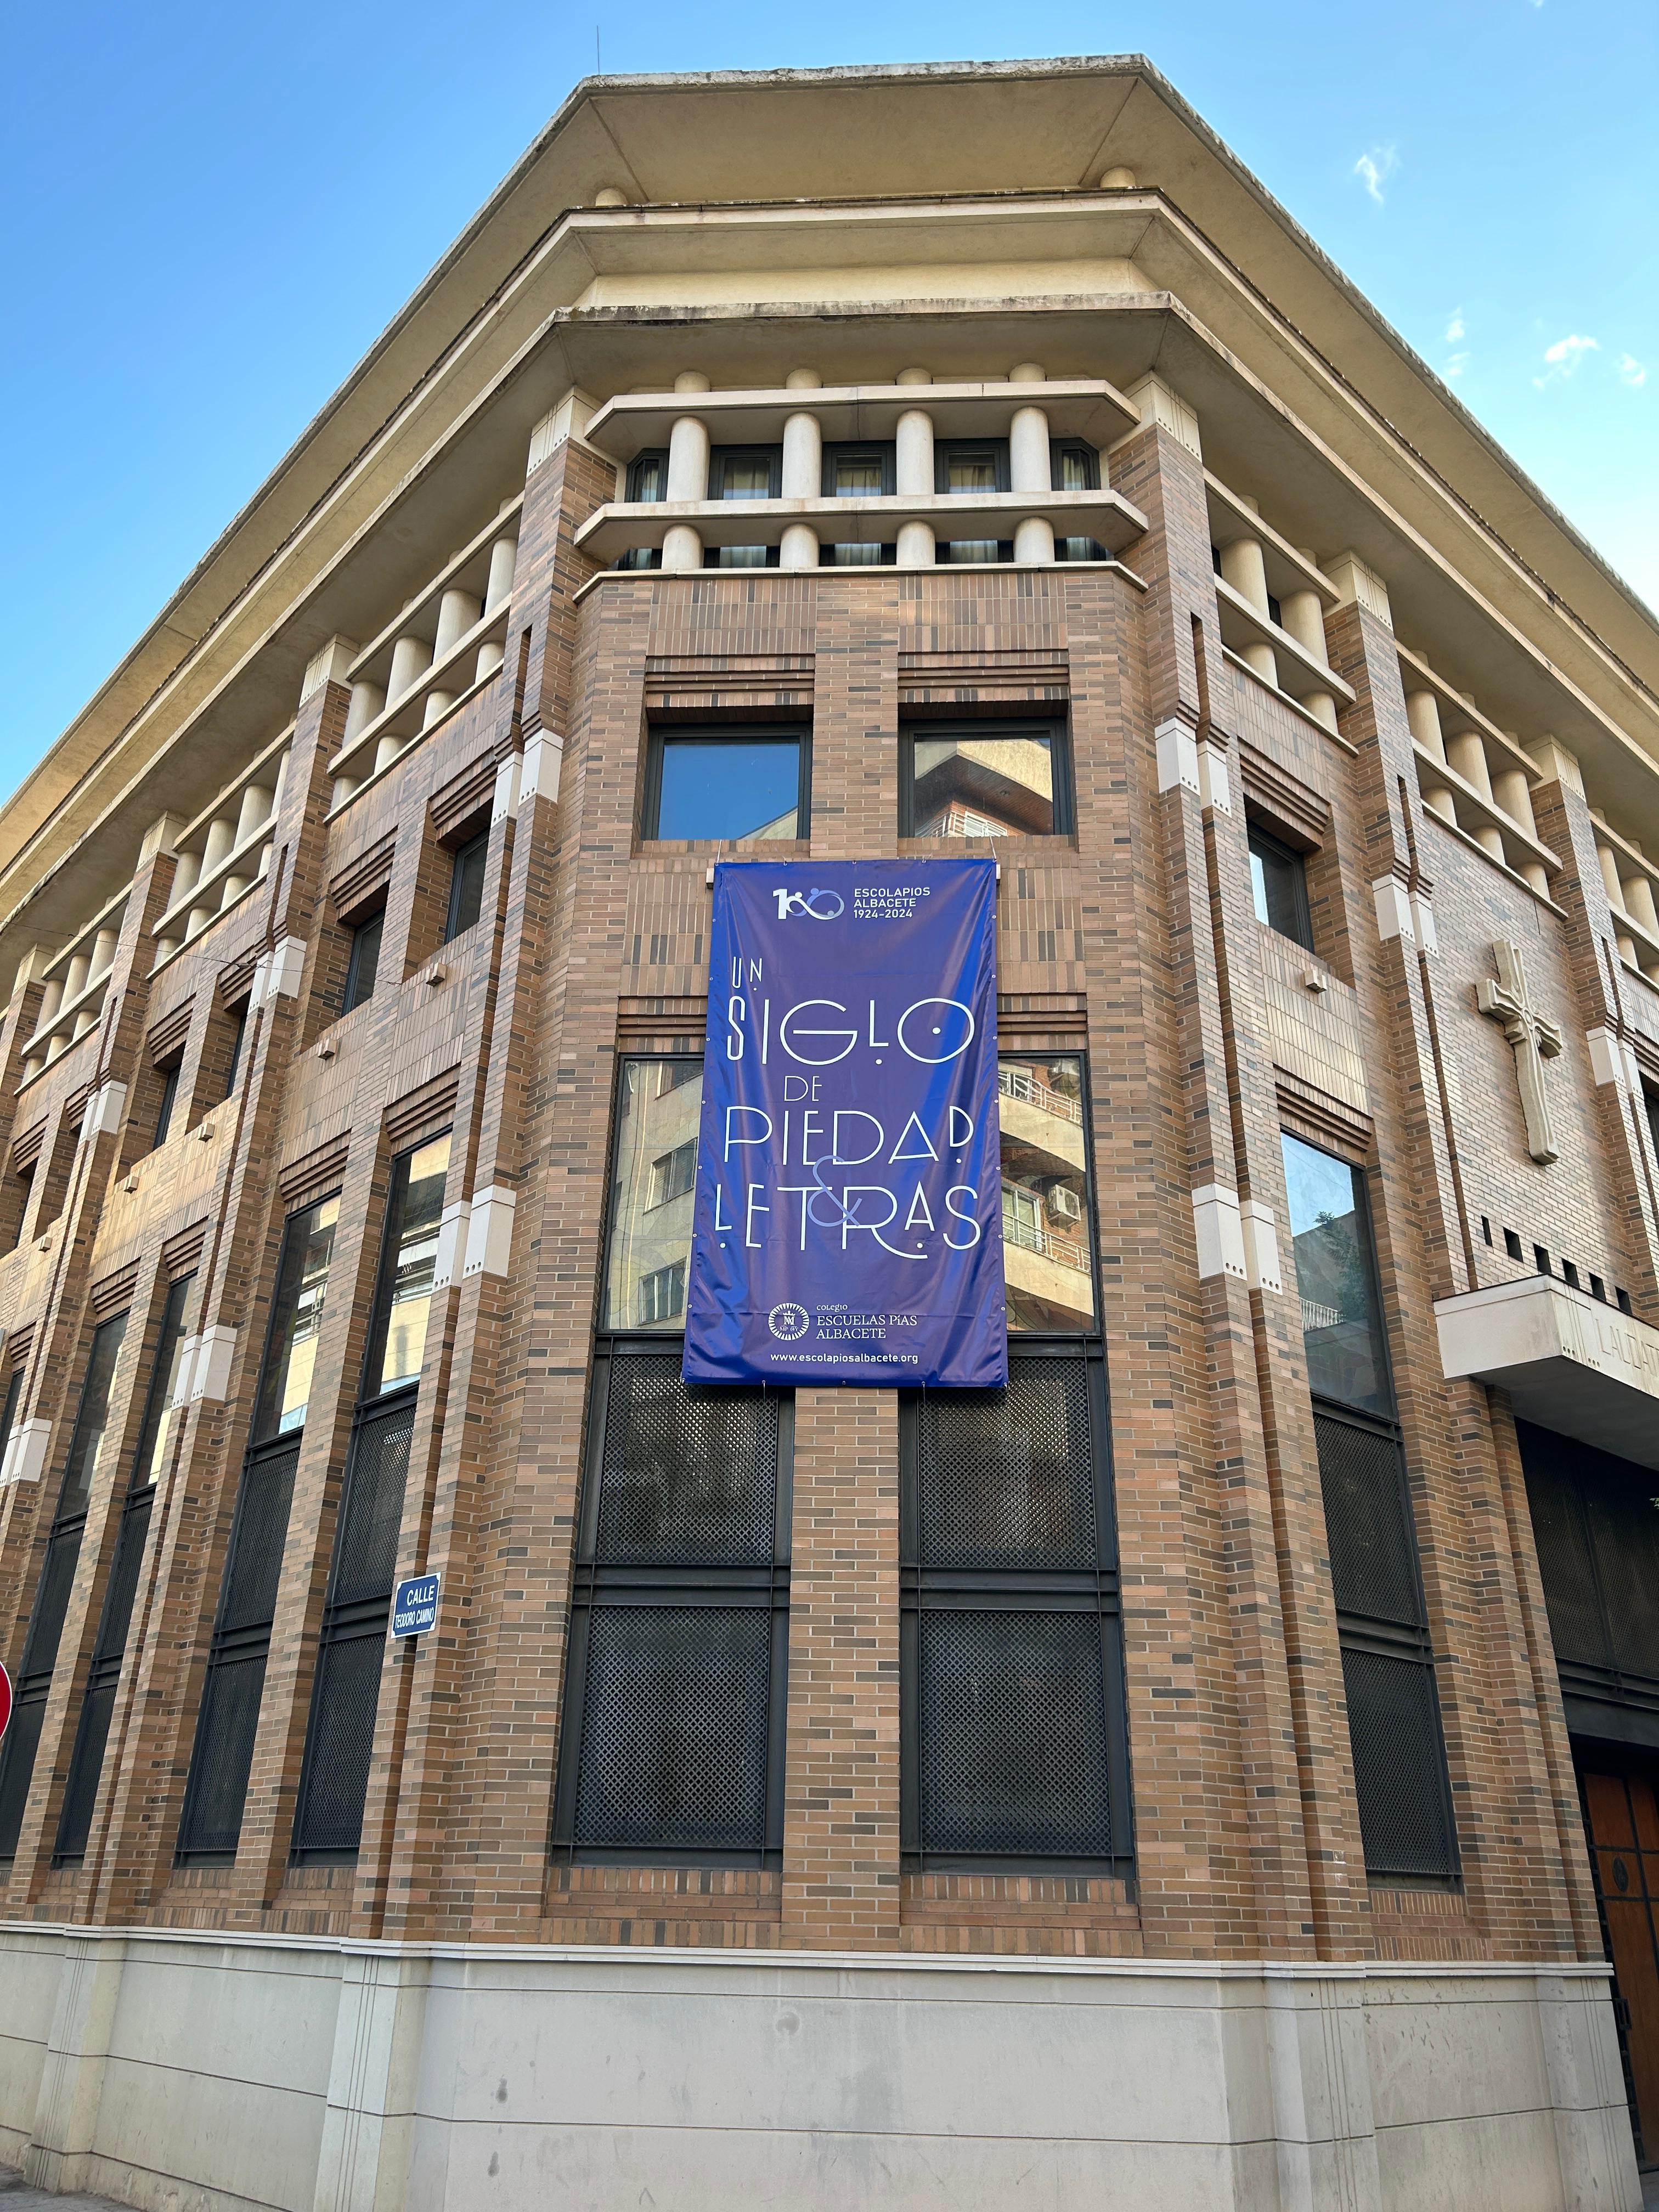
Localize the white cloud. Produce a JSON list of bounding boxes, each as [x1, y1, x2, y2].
[[1533, 333, 1599, 389], [1444, 352, 1471, 381], [1353, 145, 1399, 205], [1445, 308, 1466, 343], [1618, 352, 1648, 388]]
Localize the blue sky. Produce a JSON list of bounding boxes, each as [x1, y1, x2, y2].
[[3, 1, 1653, 794]]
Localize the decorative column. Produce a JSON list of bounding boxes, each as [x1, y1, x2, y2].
[[662, 369, 710, 573], [1406, 690, 1457, 823], [894, 365, 935, 569], [1280, 584, 1338, 732], [780, 367, 821, 571], [1008, 360, 1054, 564], [1217, 525, 1278, 684]]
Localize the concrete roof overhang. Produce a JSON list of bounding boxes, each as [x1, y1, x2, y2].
[[5, 58, 1656, 960]]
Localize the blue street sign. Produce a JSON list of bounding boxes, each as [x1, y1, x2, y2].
[[391, 1572, 440, 1638]]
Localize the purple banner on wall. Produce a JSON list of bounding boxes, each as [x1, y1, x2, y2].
[[682, 858, 1006, 1389]]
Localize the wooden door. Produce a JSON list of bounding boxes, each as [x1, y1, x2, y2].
[[1582, 1764, 1659, 2165]]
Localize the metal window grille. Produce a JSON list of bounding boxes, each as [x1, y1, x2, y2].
[[56, 1276, 194, 1864], [900, 1347, 1131, 1873], [1519, 1420, 1659, 1740], [175, 1438, 300, 1860], [1312, 1403, 1459, 1881], [552, 1349, 791, 1866], [0, 1311, 128, 1861]]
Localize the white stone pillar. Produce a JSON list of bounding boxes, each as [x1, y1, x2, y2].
[[1219, 535, 1270, 614], [36, 975, 64, 1027], [781, 410, 821, 498], [1279, 588, 1329, 664], [780, 525, 819, 571], [1446, 730, 1494, 803], [64, 952, 91, 1004], [433, 588, 481, 662], [89, 929, 119, 982], [896, 521, 935, 569], [1014, 516, 1056, 563], [1491, 765, 1539, 840], [171, 849, 201, 902], [386, 636, 431, 707], [374, 734, 408, 775], [345, 679, 385, 744], [1008, 365, 1054, 565], [661, 524, 703, 572], [894, 377, 936, 568], [201, 817, 236, 876], [1623, 870, 1659, 938], [422, 690, 457, 729], [475, 639, 505, 681], [483, 533, 518, 613], [1421, 784, 1458, 826], [1404, 691, 1448, 761], [663, 377, 711, 573], [236, 784, 273, 845]]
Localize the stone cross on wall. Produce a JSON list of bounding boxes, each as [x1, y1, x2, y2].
[[1476, 939, 1563, 1164]]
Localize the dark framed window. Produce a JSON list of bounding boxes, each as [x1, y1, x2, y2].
[[901, 1053, 1128, 1872], [1249, 821, 1314, 951], [822, 444, 895, 498], [709, 446, 781, 500], [291, 1135, 450, 1862], [443, 831, 488, 944], [0, 1365, 21, 1468], [820, 543, 896, 567], [1282, 1130, 1458, 1882], [176, 1194, 340, 1862], [343, 907, 384, 1014], [627, 452, 668, 502], [1051, 441, 1100, 492], [935, 439, 1009, 494], [222, 1001, 249, 1099], [152, 1059, 182, 1150], [1646, 1087, 1659, 1167], [641, 727, 810, 845], [2, 1159, 35, 1253], [603, 1058, 703, 1334], [0, 1310, 129, 1861], [900, 722, 1073, 840], [55, 1274, 195, 1864], [939, 540, 1014, 566], [552, 1347, 792, 1866], [900, 1345, 1128, 1872], [703, 545, 781, 570]]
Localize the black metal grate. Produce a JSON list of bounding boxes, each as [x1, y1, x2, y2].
[[0, 1697, 46, 1859], [595, 1357, 778, 1564], [53, 1681, 116, 1861], [917, 1362, 1096, 1569], [329, 1404, 414, 1609], [1524, 1442, 1609, 1674], [291, 1634, 387, 1855], [218, 1443, 301, 1634], [1341, 1645, 1459, 1878], [572, 1605, 771, 1852], [1313, 1409, 1421, 1627], [176, 1652, 268, 1858], [23, 1527, 84, 1683], [94, 1497, 152, 1666], [917, 1609, 1112, 1857]]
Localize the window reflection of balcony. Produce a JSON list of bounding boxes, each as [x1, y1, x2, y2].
[[1001, 1210, 1090, 1271], [999, 1064, 1082, 1125]]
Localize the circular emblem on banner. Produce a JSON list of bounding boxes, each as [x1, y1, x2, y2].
[[768, 1302, 809, 1342]]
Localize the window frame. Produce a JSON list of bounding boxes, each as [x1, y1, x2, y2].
[[221, 999, 250, 1101], [708, 445, 782, 500], [151, 1058, 182, 1150], [627, 450, 669, 502], [640, 725, 812, 847], [934, 438, 1011, 494], [1248, 818, 1316, 953], [342, 906, 385, 1014], [1049, 439, 1101, 492], [821, 442, 896, 498], [898, 719, 1075, 840], [442, 829, 489, 945]]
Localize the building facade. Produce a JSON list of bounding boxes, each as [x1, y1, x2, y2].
[[2, 56, 1658, 2212]]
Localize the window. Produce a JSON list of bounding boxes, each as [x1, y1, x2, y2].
[[901, 1052, 1128, 1872], [1647, 1088, 1659, 1166], [935, 441, 1008, 494], [705, 545, 778, 570], [443, 831, 488, 944], [55, 1276, 195, 1863], [552, 1351, 792, 1865], [1248, 822, 1314, 951], [176, 1195, 340, 1861], [221, 1001, 249, 1100], [822, 445, 894, 498], [0, 1365, 21, 1470], [709, 447, 780, 500], [0, 1311, 129, 1861], [290, 1136, 450, 1861], [900, 724, 1070, 839], [820, 542, 894, 567], [2, 1159, 35, 1253], [343, 908, 384, 1013], [1282, 1130, 1458, 1883], [603, 1059, 703, 1333], [998, 1057, 1094, 1333], [1051, 442, 1100, 492], [643, 729, 809, 845], [628, 452, 668, 501], [152, 1059, 182, 1149]]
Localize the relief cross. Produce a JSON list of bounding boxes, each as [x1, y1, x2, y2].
[[1476, 938, 1562, 1164]]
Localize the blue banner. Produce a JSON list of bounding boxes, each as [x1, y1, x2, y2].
[[683, 859, 1006, 1388]]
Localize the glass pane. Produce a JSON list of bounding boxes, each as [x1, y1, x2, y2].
[[605, 1059, 703, 1332], [945, 541, 1001, 563], [720, 457, 772, 498], [653, 738, 800, 843], [999, 1057, 1093, 1331], [131, 1274, 195, 1493], [255, 1198, 340, 1439], [1249, 831, 1311, 949], [713, 546, 768, 568], [345, 911, 382, 1012], [1281, 1132, 1391, 1415], [911, 734, 1054, 837], [946, 453, 998, 491], [1057, 449, 1092, 491], [445, 836, 487, 941], [58, 1312, 129, 1517], [833, 455, 884, 495], [371, 1135, 450, 1396], [826, 544, 882, 566], [631, 455, 667, 502]]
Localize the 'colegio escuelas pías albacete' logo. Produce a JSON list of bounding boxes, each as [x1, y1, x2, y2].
[[768, 1302, 810, 1341]]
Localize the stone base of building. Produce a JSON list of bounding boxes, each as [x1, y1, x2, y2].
[[0, 1922, 1639, 2212]]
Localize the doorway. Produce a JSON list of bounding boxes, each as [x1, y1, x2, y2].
[[1578, 1751, 1659, 2169]]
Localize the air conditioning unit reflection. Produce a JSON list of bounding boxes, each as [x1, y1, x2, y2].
[[1046, 1183, 1082, 1225]]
